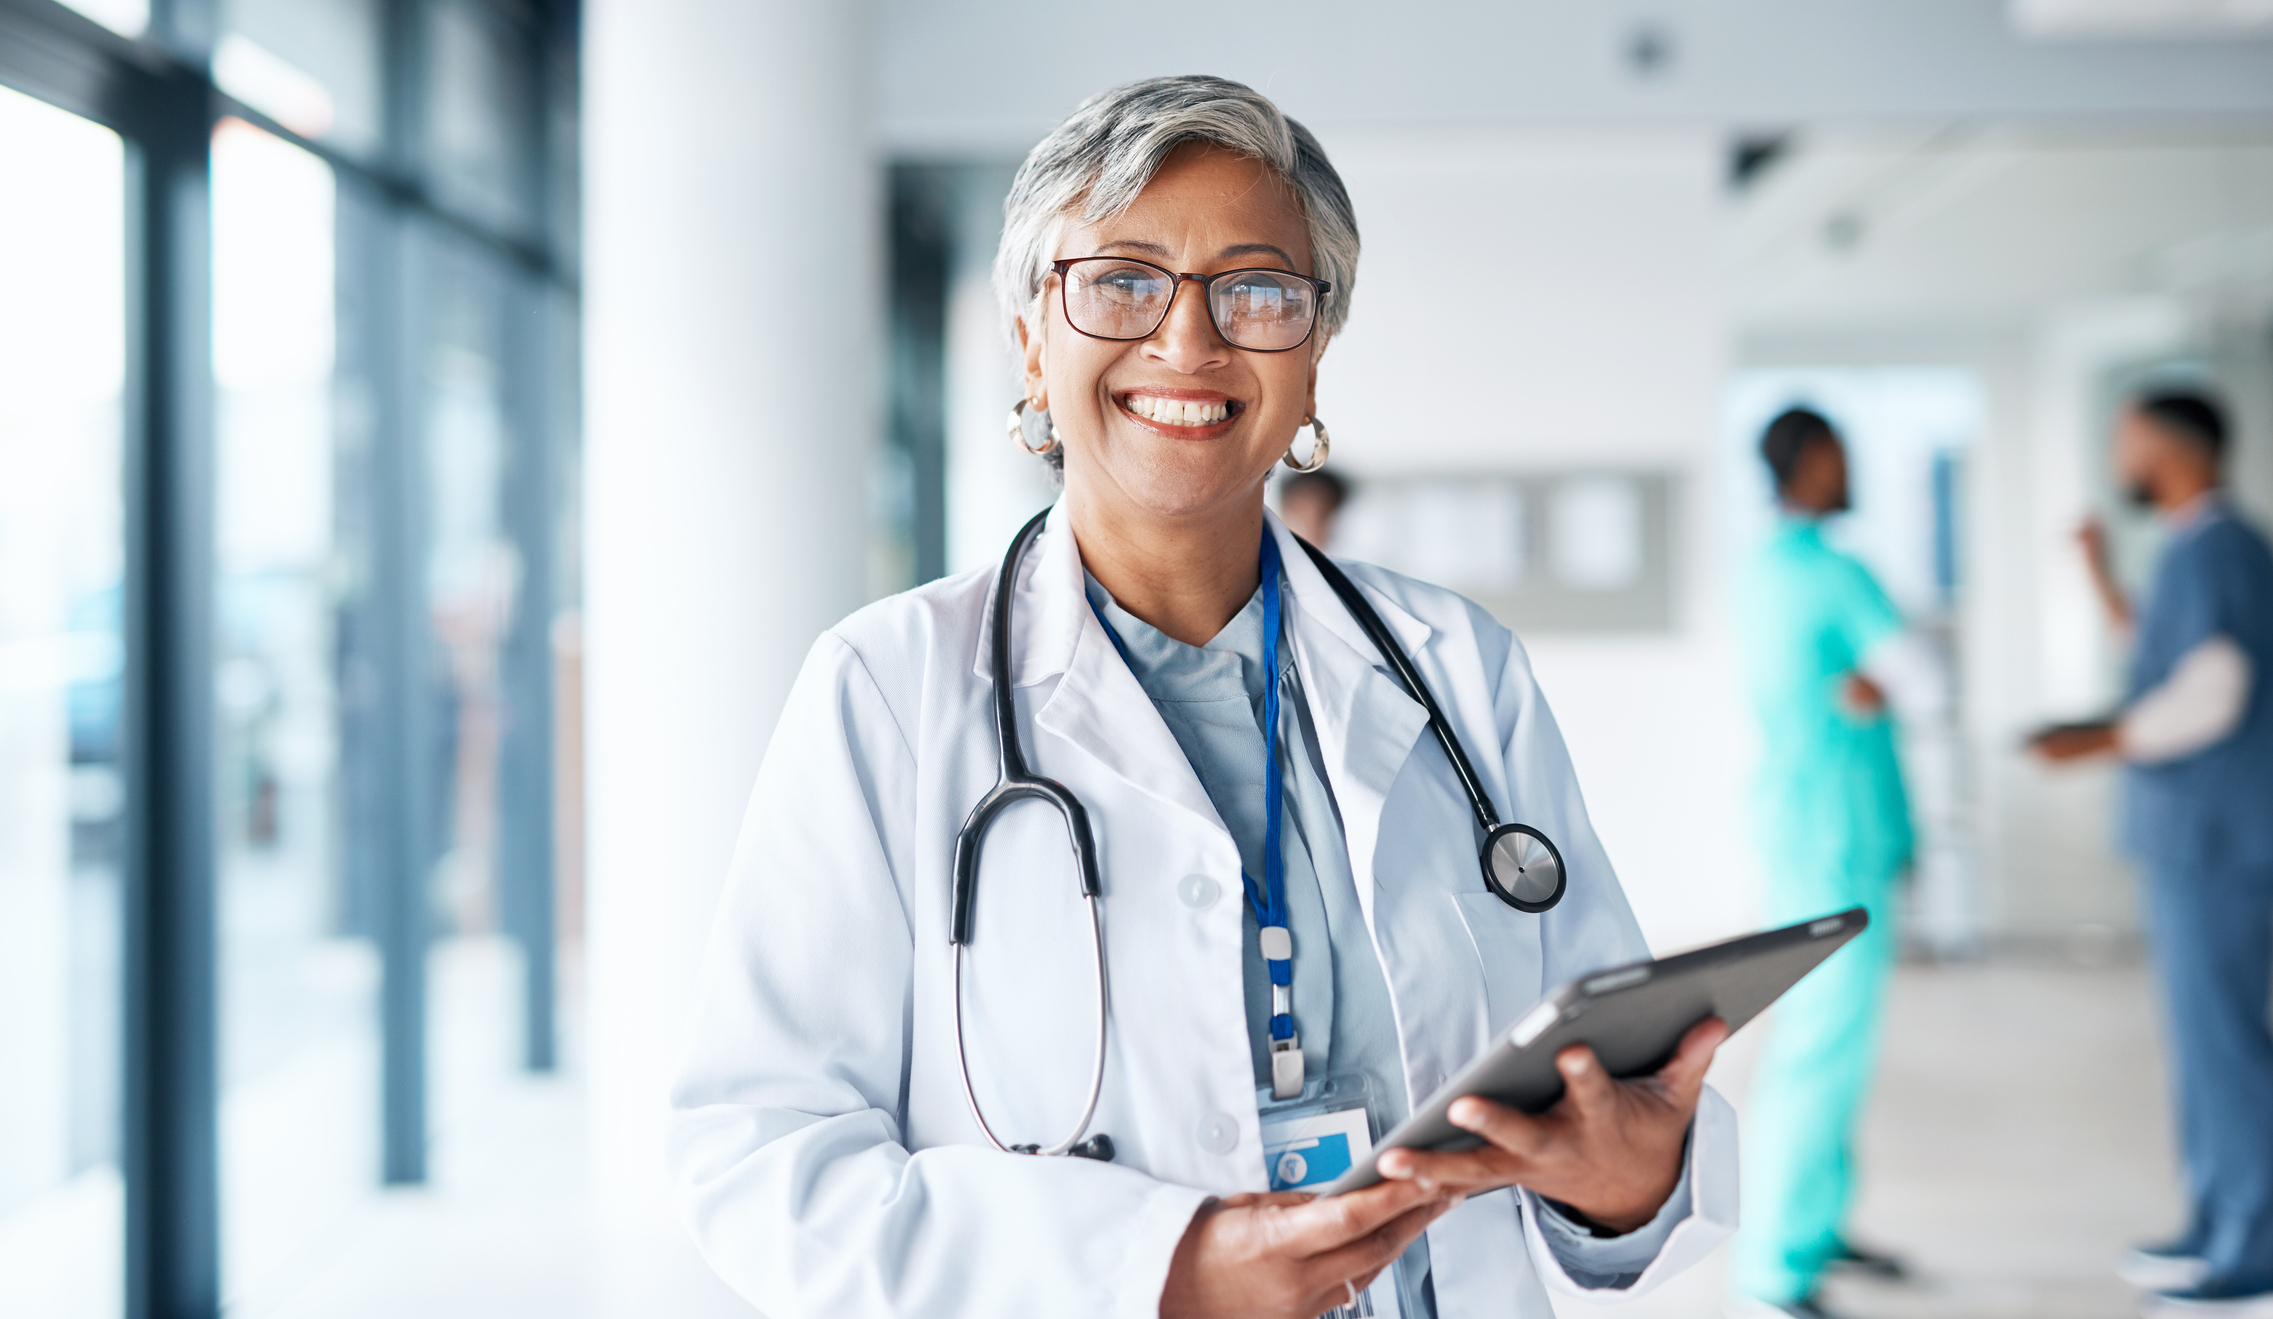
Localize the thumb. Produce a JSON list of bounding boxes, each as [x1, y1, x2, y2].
[[1654, 1016, 1729, 1104], [1555, 1043, 1615, 1113]]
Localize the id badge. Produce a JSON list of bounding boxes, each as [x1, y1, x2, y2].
[[1257, 1072, 1416, 1319]]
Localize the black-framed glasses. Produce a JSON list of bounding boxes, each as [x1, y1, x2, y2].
[[1050, 257, 1331, 353]]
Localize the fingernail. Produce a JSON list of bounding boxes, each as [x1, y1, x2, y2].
[[1565, 1053, 1591, 1074], [1447, 1099, 1479, 1128]]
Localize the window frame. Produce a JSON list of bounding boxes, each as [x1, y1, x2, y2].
[[0, 1, 579, 1314]]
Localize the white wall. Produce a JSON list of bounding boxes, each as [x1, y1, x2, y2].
[[582, 0, 877, 1307], [2024, 299, 2190, 715], [1317, 129, 1727, 474], [1336, 129, 1745, 955], [1317, 128, 1752, 953]]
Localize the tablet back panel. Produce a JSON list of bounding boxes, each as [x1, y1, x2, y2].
[[1322, 906, 1868, 1195]]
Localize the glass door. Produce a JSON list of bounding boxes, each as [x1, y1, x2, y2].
[[209, 116, 385, 1312], [0, 82, 130, 1319]]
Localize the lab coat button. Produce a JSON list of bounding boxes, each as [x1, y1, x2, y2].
[[1197, 1111, 1239, 1155], [1178, 874, 1220, 909]]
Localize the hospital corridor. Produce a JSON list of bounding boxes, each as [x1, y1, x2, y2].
[[1, 2, 2270, 1318]]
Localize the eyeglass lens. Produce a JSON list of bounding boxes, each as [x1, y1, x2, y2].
[[1061, 259, 1318, 352]]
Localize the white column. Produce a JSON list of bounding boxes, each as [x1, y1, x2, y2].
[[582, 0, 878, 1273]]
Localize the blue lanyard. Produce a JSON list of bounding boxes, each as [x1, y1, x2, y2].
[[1250, 533, 1292, 1043], [1086, 530, 1298, 1051]]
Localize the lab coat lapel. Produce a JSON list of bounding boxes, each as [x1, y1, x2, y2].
[[969, 502, 1085, 689], [1269, 516, 1432, 930], [986, 504, 1227, 830], [1039, 632, 1229, 830]]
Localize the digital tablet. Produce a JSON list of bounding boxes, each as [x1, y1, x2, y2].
[[1321, 906, 1869, 1196]]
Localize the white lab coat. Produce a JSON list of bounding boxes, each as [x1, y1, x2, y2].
[[671, 506, 1737, 1317]]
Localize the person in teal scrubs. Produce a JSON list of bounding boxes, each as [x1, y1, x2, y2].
[[1732, 408, 1918, 1318]]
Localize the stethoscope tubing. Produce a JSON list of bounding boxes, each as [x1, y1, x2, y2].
[[1290, 538, 1503, 837], [952, 893, 1109, 1157], [952, 511, 1105, 944], [950, 508, 1111, 1158]]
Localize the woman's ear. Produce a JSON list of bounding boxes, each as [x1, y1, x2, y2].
[[1017, 313, 1047, 409], [1303, 336, 1328, 420]]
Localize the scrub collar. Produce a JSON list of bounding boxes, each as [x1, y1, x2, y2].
[[2160, 488, 2223, 534]]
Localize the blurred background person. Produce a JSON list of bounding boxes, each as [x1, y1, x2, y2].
[[1733, 407, 1945, 1319], [2033, 390, 2273, 1318], [1276, 467, 1350, 548]]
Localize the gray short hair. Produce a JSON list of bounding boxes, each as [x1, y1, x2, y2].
[[993, 75, 1360, 357]]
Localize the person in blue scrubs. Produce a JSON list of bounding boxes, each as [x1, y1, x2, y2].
[[1733, 408, 1922, 1319], [2033, 389, 2273, 1318]]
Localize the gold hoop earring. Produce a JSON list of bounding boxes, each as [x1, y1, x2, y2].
[[1009, 398, 1060, 455], [1282, 415, 1330, 473]]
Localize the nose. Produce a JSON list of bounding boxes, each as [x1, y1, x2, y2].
[[1143, 275, 1233, 373]]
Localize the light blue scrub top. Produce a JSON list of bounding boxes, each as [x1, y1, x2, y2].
[[1736, 517, 1914, 886], [1086, 568, 1690, 1300]]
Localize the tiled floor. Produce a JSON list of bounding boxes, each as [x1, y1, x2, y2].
[[251, 1069, 747, 1319], [241, 941, 747, 1319]]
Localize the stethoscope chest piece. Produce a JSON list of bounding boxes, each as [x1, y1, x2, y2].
[[1482, 822, 1566, 913]]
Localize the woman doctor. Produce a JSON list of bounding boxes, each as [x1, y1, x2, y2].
[[670, 75, 1737, 1319]]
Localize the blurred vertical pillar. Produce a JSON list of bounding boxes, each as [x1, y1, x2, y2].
[[943, 164, 1051, 576], [582, 0, 878, 1248]]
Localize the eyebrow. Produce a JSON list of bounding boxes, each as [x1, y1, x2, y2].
[[1219, 243, 1298, 266], [1093, 239, 1303, 268]]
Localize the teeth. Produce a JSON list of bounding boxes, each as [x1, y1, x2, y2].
[[1125, 395, 1229, 427]]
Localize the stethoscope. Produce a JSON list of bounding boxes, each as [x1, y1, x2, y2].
[[950, 507, 1568, 1162]]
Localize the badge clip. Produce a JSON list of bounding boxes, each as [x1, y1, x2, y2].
[[1270, 1037, 1305, 1100]]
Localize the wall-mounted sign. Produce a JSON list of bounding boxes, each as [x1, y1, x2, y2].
[[1326, 471, 1675, 634]]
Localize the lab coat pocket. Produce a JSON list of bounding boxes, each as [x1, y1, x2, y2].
[[1451, 892, 1545, 1041]]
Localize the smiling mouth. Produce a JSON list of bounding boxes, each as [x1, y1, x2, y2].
[[1117, 393, 1241, 429]]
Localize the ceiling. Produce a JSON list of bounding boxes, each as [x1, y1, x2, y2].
[[2011, 0, 2273, 37], [877, 0, 2273, 155], [1724, 119, 2273, 336]]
